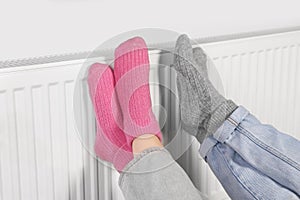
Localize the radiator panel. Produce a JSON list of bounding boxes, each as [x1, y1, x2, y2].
[[0, 30, 300, 200]]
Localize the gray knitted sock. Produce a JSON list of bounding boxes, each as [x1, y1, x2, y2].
[[173, 34, 237, 143]]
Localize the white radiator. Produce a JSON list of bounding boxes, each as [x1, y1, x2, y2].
[[1, 27, 300, 200]]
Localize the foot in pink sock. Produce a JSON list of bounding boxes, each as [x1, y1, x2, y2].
[[87, 63, 133, 171], [113, 37, 162, 145]]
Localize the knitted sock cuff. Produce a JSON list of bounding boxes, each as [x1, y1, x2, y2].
[[206, 100, 238, 136]]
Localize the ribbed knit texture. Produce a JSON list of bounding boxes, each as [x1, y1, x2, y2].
[[87, 63, 133, 171], [113, 37, 162, 145], [173, 34, 238, 143]]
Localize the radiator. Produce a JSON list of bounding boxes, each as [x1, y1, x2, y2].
[[1, 27, 300, 200]]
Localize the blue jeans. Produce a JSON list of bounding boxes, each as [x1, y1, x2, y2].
[[200, 106, 300, 199]]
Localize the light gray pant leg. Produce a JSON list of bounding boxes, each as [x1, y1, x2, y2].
[[119, 147, 202, 200]]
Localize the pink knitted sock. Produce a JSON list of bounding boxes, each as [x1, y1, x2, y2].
[[88, 63, 133, 171], [114, 37, 162, 145]]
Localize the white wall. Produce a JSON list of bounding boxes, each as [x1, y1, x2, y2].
[[1, 0, 300, 61]]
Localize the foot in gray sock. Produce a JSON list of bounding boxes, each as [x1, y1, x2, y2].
[[172, 34, 237, 143]]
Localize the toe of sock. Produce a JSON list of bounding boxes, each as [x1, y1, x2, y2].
[[175, 34, 194, 62], [87, 63, 114, 105], [193, 47, 208, 76], [115, 37, 148, 59]]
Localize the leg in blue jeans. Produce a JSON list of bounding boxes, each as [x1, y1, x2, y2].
[[200, 106, 300, 199]]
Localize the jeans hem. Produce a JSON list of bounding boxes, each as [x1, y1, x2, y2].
[[213, 106, 249, 143], [199, 106, 249, 159], [119, 147, 169, 186]]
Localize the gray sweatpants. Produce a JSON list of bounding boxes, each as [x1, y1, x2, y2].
[[119, 147, 202, 200]]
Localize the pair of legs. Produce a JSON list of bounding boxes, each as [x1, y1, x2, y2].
[[88, 35, 300, 200]]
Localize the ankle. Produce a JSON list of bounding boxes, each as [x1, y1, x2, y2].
[[132, 134, 163, 154]]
